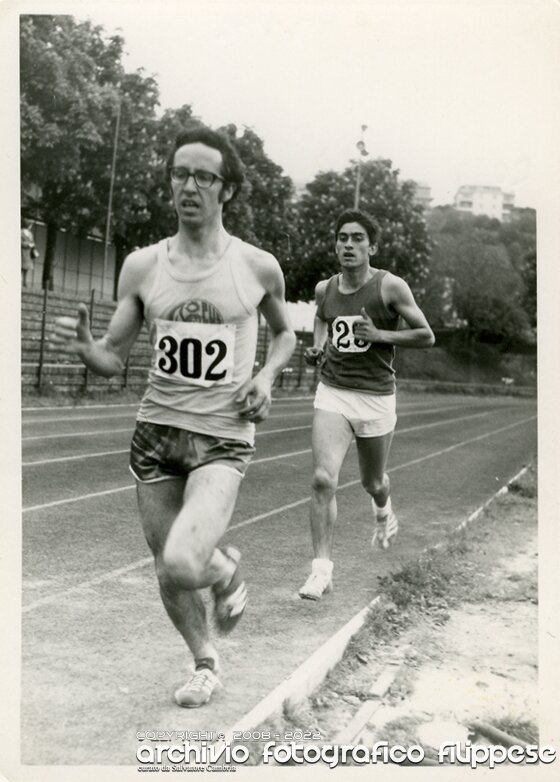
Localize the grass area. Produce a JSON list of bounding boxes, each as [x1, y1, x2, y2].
[[394, 342, 536, 388]]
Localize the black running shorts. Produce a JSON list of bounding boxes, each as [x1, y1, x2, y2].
[[130, 421, 255, 482]]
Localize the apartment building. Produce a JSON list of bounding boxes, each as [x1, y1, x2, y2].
[[454, 185, 515, 222]]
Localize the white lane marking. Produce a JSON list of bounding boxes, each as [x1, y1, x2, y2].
[[247, 410, 491, 468], [22, 402, 139, 412], [22, 423, 312, 443], [22, 425, 316, 466], [22, 558, 155, 612], [22, 408, 491, 466], [23, 449, 129, 466], [21, 408, 313, 428], [21, 395, 497, 426], [22, 411, 137, 426], [19, 409, 506, 495], [21, 398, 316, 423], [23, 485, 135, 512], [22, 415, 536, 611], [22, 396, 315, 413], [23, 427, 133, 442]]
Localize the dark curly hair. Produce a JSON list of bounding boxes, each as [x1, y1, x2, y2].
[[166, 125, 245, 208], [334, 209, 381, 246]]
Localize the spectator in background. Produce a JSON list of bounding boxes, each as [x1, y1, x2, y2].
[[21, 219, 39, 287]]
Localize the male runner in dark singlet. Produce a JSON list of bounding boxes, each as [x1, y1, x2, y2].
[[299, 209, 434, 600]]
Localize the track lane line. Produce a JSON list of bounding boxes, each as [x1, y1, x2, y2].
[[22, 425, 316, 466], [20, 402, 483, 443], [20, 409, 501, 503], [21, 399, 316, 425], [21, 395, 499, 426], [21, 408, 313, 427], [22, 403, 497, 460], [22, 424, 312, 446], [24, 394, 480, 415], [22, 414, 535, 612], [21, 396, 315, 413], [231, 415, 536, 530]]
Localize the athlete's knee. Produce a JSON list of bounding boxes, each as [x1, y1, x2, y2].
[[311, 467, 338, 498], [362, 473, 389, 497], [160, 544, 207, 590]]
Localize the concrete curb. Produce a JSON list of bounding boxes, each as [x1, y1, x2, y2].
[[222, 595, 381, 744], [222, 465, 531, 743], [455, 465, 529, 532]]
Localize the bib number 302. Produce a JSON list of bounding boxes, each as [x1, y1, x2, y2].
[[153, 319, 235, 387], [158, 336, 227, 380]]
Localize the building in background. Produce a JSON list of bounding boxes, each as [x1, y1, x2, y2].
[[453, 185, 515, 222], [412, 181, 433, 213], [23, 220, 117, 299]]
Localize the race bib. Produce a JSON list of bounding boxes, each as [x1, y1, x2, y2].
[[331, 316, 370, 353], [153, 319, 236, 387]]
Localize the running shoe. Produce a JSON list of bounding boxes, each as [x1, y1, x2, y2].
[[174, 668, 222, 708], [212, 546, 248, 634], [371, 508, 399, 550], [298, 571, 333, 600]]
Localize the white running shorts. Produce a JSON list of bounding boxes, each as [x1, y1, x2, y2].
[[314, 382, 396, 437]]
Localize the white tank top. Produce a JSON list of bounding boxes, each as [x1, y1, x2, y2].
[[137, 237, 264, 444]]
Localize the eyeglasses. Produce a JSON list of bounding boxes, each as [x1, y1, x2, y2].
[[168, 167, 224, 189]]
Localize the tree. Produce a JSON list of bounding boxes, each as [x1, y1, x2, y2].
[[93, 70, 163, 288], [286, 159, 431, 302], [20, 15, 168, 293], [499, 207, 537, 274], [426, 207, 536, 347], [224, 126, 296, 265], [500, 208, 537, 330], [20, 15, 126, 288]]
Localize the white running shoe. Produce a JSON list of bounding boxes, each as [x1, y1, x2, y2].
[[371, 508, 399, 550], [174, 668, 222, 708], [299, 571, 333, 600]]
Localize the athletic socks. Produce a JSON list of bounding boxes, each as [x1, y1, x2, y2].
[[311, 557, 334, 577], [194, 657, 216, 672], [373, 496, 392, 520]]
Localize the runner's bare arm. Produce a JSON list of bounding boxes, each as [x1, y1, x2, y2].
[[50, 254, 145, 377], [257, 258, 297, 381], [353, 274, 435, 348], [235, 253, 296, 422], [304, 281, 328, 365]]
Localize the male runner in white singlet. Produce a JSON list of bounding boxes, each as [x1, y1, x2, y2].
[[299, 209, 434, 600], [51, 126, 296, 706]]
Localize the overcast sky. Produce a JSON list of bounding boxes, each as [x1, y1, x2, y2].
[[63, 0, 559, 210]]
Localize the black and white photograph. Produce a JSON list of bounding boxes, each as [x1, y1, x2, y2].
[[1, 0, 559, 779]]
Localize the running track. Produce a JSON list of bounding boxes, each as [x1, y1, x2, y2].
[[20, 392, 537, 764]]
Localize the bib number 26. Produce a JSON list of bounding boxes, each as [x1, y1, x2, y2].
[[332, 316, 369, 353]]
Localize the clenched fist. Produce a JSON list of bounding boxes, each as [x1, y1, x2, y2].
[[304, 346, 324, 367], [49, 303, 93, 355]]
